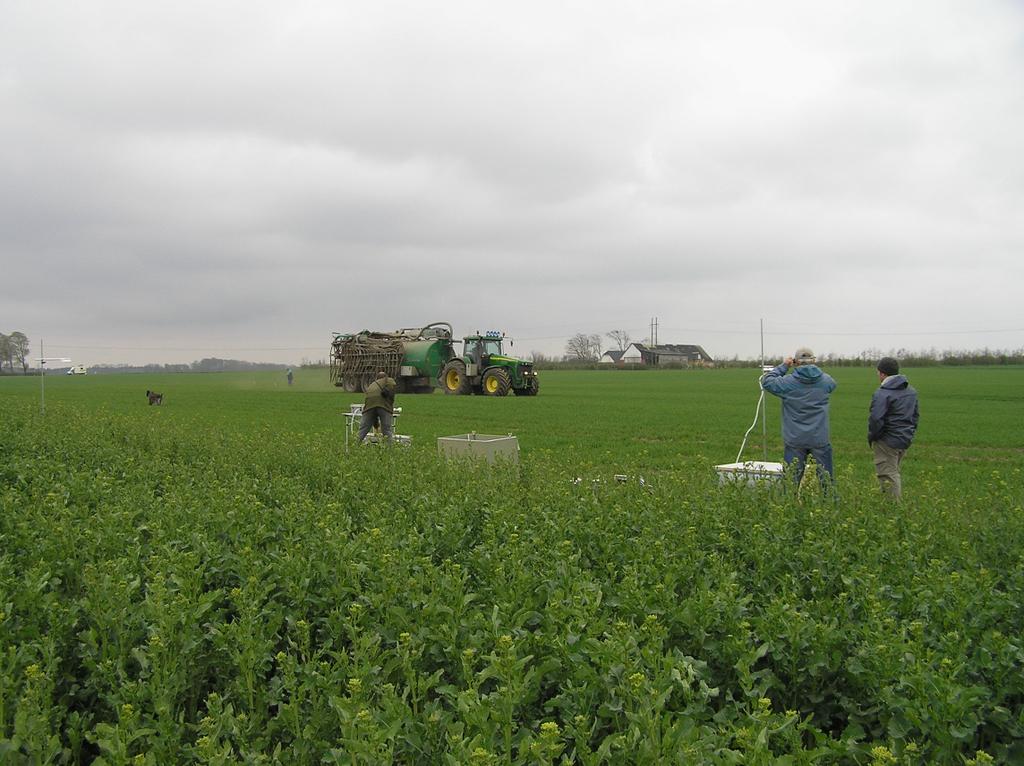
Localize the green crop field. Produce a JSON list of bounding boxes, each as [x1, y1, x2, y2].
[[1, 368, 1022, 764]]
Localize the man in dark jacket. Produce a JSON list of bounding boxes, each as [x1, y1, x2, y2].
[[358, 371, 397, 443], [868, 357, 919, 499], [762, 347, 838, 490]]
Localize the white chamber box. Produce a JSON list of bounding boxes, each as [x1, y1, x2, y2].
[[715, 461, 785, 486]]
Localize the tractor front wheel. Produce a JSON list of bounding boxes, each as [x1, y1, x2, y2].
[[441, 360, 471, 395], [482, 368, 512, 397], [515, 377, 540, 396]]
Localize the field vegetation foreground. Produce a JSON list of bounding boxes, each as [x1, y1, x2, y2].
[[1, 368, 1023, 764]]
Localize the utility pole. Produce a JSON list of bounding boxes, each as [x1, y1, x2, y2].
[[649, 317, 659, 347], [761, 319, 768, 460]]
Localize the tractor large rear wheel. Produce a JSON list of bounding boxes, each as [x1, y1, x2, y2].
[[441, 360, 471, 395], [482, 368, 512, 397]]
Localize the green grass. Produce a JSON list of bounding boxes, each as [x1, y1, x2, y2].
[[1, 368, 1022, 764], [14, 366, 1023, 477]]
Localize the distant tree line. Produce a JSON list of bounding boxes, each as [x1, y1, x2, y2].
[[87, 358, 291, 375], [0, 331, 30, 373]]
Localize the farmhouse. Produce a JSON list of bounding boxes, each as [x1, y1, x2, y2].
[[620, 342, 714, 367], [598, 349, 625, 365]]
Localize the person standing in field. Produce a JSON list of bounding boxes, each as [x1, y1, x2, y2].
[[358, 371, 397, 443], [868, 357, 919, 499], [287, 368, 294, 386], [762, 347, 838, 491]]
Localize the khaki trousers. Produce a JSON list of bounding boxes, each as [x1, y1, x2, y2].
[[873, 441, 906, 499]]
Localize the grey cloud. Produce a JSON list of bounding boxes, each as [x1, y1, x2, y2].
[[2, 1, 1023, 365]]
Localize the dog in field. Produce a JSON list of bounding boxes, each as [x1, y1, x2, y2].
[[146, 390, 163, 406]]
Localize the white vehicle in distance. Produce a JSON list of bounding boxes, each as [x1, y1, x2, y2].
[[66, 365, 88, 375]]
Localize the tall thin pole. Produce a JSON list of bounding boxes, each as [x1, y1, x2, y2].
[[760, 320, 767, 460], [40, 338, 45, 415]]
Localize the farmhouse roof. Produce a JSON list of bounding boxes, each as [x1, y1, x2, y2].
[[631, 343, 714, 362], [601, 349, 625, 362]]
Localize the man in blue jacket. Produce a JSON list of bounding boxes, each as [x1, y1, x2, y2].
[[868, 357, 919, 499], [762, 347, 838, 491]]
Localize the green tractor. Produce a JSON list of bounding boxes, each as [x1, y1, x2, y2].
[[439, 331, 540, 396]]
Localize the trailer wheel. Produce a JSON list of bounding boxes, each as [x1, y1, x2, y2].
[[342, 376, 360, 393], [441, 360, 471, 395], [360, 374, 376, 393], [482, 368, 511, 396]]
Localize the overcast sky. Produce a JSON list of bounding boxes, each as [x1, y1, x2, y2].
[[2, 1, 1022, 366]]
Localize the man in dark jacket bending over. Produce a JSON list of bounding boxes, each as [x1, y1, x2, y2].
[[868, 357, 919, 499], [358, 371, 397, 444], [762, 347, 838, 491]]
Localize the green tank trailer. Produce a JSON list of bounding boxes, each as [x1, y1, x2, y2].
[[330, 322, 452, 394]]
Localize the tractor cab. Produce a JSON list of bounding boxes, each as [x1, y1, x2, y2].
[[462, 331, 505, 368]]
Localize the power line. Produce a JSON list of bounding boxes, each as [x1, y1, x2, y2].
[[517, 325, 1024, 341], [32, 325, 1024, 352], [611, 325, 1024, 338], [41, 344, 324, 352], [756, 328, 1024, 338]]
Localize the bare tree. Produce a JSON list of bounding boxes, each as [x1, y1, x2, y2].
[[565, 333, 593, 361], [564, 333, 590, 360], [606, 329, 631, 351], [565, 333, 602, 361], [9, 332, 29, 373], [0, 334, 10, 372], [530, 350, 550, 364]]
